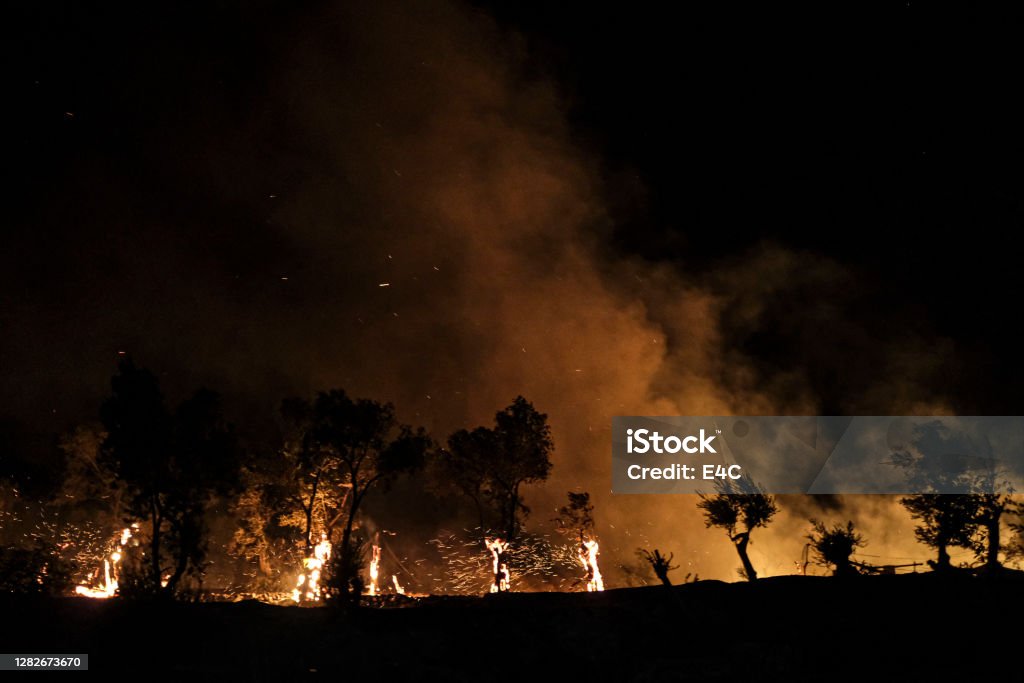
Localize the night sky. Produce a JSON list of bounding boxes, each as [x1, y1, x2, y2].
[[4, 2, 1024, 578]]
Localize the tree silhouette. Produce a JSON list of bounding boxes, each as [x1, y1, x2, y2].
[[807, 520, 864, 577], [973, 493, 1012, 571], [437, 427, 494, 533], [697, 477, 777, 581], [490, 397, 553, 542], [959, 468, 1015, 571], [553, 491, 594, 538], [284, 389, 430, 605], [100, 359, 242, 597], [638, 548, 677, 587], [100, 359, 170, 593], [900, 494, 978, 572], [554, 491, 601, 591], [889, 421, 1013, 572], [280, 396, 349, 563], [440, 397, 553, 542]]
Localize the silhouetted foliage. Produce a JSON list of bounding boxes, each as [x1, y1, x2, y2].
[[0, 541, 74, 595], [284, 389, 430, 604], [100, 359, 243, 598], [697, 477, 777, 581], [324, 535, 366, 605], [900, 494, 979, 572], [1005, 500, 1024, 565], [116, 541, 162, 599], [435, 427, 493, 532], [889, 421, 1013, 572], [972, 493, 1012, 571], [638, 548, 677, 587], [553, 491, 594, 538], [439, 396, 553, 542], [807, 520, 865, 577]]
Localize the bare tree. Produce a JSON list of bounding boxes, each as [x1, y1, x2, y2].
[[638, 548, 677, 587]]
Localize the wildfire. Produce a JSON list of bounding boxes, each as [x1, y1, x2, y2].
[[579, 538, 604, 592], [368, 541, 381, 596], [486, 538, 510, 593], [392, 575, 405, 595], [74, 524, 138, 599], [293, 534, 332, 603]]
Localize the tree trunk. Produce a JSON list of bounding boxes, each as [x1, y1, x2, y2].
[[732, 532, 757, 581], [986, 511, 1001, 570], [933, 539, 951, 571], [506, 484, 519, 542], [338, 486, 360, 604], [834, 558, 854, 577], [165, 534, 189, 596], [150, 497, 162, 590], [304, 471, 321, 556]]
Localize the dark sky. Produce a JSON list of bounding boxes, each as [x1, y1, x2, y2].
[[3, 1, 1023, 566]]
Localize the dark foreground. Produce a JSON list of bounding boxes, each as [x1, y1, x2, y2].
[[2, 574, 1020, 681]]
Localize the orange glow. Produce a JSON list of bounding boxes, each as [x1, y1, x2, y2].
[[293, 534, 332, 603], [579, 538, 604, 592], [368, 542, 381, 596], [486, 538, 510, 593], [74, 525, 137, 599]]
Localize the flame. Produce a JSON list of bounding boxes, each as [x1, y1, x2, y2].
[[74, 526, 136, 599], [293, 534, 332, 603], [579, 538, 604, 592], [367, 542, 381, 596], [392, 574, 405, 595], [486, 538, 510, 593]]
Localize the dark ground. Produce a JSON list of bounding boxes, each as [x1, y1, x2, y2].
[[1, 574, 1020, 681]]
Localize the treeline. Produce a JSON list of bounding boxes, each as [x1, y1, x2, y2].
[[3, 359, 1024, 599], [0, 358, 558, 600], [639, 479, 1021, 585]]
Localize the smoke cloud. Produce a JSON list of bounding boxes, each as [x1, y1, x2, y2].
[[2, 0, 962, 581]]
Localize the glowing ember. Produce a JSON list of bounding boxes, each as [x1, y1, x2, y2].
[[392, 574, 405, 595], [368, 541, 381, 596], [486, 538, 510, 593], [74, 525, 137, 599], [293, 534, 332, 603], [579, 538, 604, 592]]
